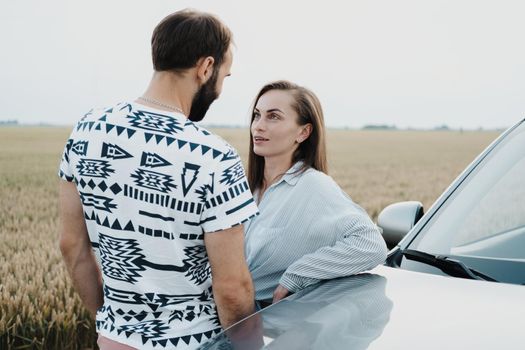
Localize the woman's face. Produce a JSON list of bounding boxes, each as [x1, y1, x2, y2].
[[251, 89, 310, 161]]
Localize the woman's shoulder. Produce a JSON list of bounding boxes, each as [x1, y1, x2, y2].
[[297, 167, 339, 190]]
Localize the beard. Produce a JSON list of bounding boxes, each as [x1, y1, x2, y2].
[[188, 70, 219, 122]]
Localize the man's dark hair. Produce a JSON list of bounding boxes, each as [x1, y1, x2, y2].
[[151, 9, 233, 73]]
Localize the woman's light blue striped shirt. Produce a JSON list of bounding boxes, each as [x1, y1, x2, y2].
[[245, 162, 388, 301]]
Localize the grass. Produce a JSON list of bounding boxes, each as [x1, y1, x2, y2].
[[0, 126, 500, 349]]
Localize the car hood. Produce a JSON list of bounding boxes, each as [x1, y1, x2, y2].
[[200, 265, 525, 350]]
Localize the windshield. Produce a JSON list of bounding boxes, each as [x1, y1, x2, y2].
[[404, 121, 525, 284]]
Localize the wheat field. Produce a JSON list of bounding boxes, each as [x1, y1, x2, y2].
[[0, 126, 500, 349]]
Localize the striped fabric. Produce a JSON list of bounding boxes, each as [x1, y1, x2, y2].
[[245, 162, 387, 301]]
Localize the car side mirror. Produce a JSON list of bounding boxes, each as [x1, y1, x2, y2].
[[378, 201, 424, 249]]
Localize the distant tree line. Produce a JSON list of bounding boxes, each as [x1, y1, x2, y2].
[[0, 119, 19, 125], [360, 124, 471, 131], [362, 124, 397, 130]]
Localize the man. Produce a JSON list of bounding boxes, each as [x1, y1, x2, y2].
[[58, 10, 258, 349]]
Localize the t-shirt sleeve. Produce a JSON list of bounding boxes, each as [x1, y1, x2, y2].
[[58, 136, 75, 182], [200, 150, 259, 233]]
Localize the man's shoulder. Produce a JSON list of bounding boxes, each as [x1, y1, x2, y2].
[[189, 125, 226, 148], [188, 125, 240, 163], [82, 102, 126, 122]]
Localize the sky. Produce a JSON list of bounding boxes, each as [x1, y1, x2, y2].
[[1, 0, 524, 129]]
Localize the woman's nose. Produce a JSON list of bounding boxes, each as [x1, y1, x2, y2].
[[252, 118, 265, 131]]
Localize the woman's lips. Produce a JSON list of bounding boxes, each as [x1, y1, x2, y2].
[[253, 136, 269, 144]]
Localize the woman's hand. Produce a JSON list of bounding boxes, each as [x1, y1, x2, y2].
[[272, 284, 289, 303]]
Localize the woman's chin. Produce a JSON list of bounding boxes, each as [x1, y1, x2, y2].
[[253, 148, 268, 157]]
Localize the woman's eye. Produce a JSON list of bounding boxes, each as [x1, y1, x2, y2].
[[253, 113, 260, 120], [269, 114, 279, 120]]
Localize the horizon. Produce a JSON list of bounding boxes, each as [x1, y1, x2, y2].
[[0, 119, 510, 132]]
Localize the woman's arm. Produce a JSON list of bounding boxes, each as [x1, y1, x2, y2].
[[277, 173, 388, 295], [278, 213, 387, 293]]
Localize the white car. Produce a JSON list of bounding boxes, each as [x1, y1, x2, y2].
[[200, 118, 525, 350]]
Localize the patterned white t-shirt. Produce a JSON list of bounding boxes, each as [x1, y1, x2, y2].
[[58, 102, 259, 349]]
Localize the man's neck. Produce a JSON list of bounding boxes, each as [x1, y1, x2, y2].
[[139, 71, 197, 116]]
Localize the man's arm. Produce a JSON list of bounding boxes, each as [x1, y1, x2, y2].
[[58, 180, 103, 317], [205, 224, 255, 329]]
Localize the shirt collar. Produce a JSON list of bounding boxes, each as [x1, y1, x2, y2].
[[273, 161, 305, 187]]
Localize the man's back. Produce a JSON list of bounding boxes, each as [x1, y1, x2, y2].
[[59, 101, 258, 348]]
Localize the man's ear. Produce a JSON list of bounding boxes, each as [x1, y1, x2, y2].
[[298, 123, 313, 143], [196, 56, 215, 84]]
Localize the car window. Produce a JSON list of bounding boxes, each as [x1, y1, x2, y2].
[[410, 124, 525, 261], [452, 157, 525, 248]]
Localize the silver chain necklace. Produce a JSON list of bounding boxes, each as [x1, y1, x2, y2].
[[138, 96, 185, 115]]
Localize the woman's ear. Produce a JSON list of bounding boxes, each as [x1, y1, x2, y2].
[[297, 123, 313, 143]]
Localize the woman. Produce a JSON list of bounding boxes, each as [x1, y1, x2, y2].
[[245, 80, 387, 307]]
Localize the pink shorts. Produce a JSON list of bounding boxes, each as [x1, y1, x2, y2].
[[97, 335, 136, 350]]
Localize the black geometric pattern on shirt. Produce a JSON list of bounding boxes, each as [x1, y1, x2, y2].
[[63, 139, 73, 163], [181, 162, 200, 196], [130, 169, 177, 193], [102, 122, 137, 139], [230, 212, 259, 228], [137, 225, 175, 240], [140, 152, 172, 168], [138, 210, 174, 222], [99, 307, 113, 329], [183, 181, 251, 226], [80, 107, 113, 131], [204, 180, 250, 210], [143, 133, 224, 159], [110, 304, 215, 328], [98, 233, 188, 283], [116, 322, 221, 348], [77, 121, 96, 132], [97, 304, 116, 332], [80, 108, 93, 122], [185, 215, 217, 227], [135, 225, 203, 241], [83, 210, 135, 231], [59, 170, 74, 182], [119, 102, 133, 113], [103, 284, 213, 309], [123, 184, 203, 214], [79, 192, 117, 213], [225, 197, 255, 216], [118, 320, 169, 343], [194, 173, 215, 202], [184, 118, 198, 130], [71, 140, 88, 156], [127, 110, 183, 134], [168, 304, 216, 324], [76, 109, 96, 132], [179, 232, 204, 240], [115, 308, 149, 323], [77, 178, 121, 194], [220, 146, 238, 162], [101, 142, 133, 160], [89, 105, 135, 138], [183, 245, 211, 285], [76, 158, 115, 178], [199, 128, 211, 136], [219, 160, 245, 186]]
